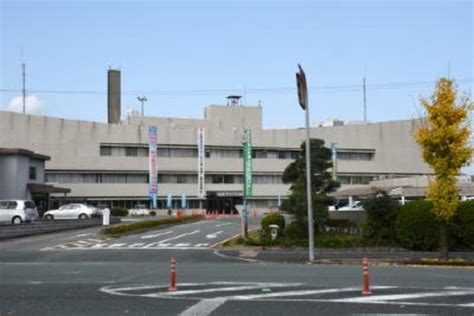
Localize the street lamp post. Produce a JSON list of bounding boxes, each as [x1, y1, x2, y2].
[[296, 64, 315, 262], [137, 96, 148, 117]]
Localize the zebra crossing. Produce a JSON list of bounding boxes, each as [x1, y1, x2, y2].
[[41, 238, 211, 250]]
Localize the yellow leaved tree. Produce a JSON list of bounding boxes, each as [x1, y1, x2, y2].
[[415, 78, 473, 259]]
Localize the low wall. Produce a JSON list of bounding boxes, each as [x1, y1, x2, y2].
[[0, 217, 121, 240]]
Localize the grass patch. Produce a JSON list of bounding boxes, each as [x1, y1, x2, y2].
[[102, 215, 202, 236]]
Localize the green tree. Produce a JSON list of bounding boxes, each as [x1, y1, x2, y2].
[[362, 191, 399, 246], [415, 78, 473, 259], [282, 139, 340, 237]]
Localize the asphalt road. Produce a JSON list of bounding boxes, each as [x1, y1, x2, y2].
[[1, 216, 473, 316]]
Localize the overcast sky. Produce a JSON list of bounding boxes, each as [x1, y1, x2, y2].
[[1, 0, 472, 172]]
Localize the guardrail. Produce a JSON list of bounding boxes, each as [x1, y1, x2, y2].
[[0, 217, 121, 240]]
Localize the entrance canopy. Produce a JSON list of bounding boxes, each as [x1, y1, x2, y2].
[[27, 183, 71, 194]]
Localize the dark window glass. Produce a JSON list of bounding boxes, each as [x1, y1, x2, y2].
[[125, 147, 138, 156], [100, 146, 112, 156], [29, 167, 37, 180]]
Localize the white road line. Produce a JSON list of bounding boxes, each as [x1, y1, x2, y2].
[[153, 230, 200, 244], [73, 233, 90, 238], [332, 290, 474, 303], [128, 243, 146, 248], [108, 243, 126, 248], [194, 243, 209, 247], [179, 298, 227, 316], [458, 302, 474, 307], [91, 244, 106, 248], [215, 223, 232, 227], [205, 231, 223, 239], [76, 240, 91, 244], [230, 287, 362, 300], [141, 230, 174, 239], [175, 243, 191, 247], [162, 284, 284, 296]]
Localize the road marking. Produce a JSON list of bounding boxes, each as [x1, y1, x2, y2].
[[332, 290, 474, 303], [73, 233, 90, 238], [162, 284, 295, 296], [154, 230, 200, 244], [128, 243, 146, 248], [175, 243, 191, 247], [141, 230, 173, 239], [230, 286, 363, 300], [459, 303, 474, 307], [194, 243, 209, 247], [108, 243, 126, 248], [215, 223, 232, 227], [205, 231, 223, 239], [179, 298, 227, 316]]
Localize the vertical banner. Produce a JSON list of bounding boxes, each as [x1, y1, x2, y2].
[[148, 126, 158, 208], [331, 143, 337, 181], [278, 194, 282, 208], [197, 128, 206, 199], [166, 194, 172, 209], [181, 193, 186, 208], [243, 129, 253, 198]]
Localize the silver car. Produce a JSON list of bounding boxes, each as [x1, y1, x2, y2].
[[0, 200, 38, 224], [44, 203, 101, 220]]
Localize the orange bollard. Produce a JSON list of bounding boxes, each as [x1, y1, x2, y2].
[[362, 257, 372, 295], [169, 257, 177, 291]]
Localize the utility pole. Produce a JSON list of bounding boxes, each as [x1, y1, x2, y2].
[[296, 64, 315, 262], [363, 77, 367, 122], [137, 96, 148, 117], [22, 63, 26, 114]]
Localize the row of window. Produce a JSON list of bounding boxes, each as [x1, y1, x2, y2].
[[45, 173, 284, 185], [100, 145, 374, 161], [100, 145, 300, 160]]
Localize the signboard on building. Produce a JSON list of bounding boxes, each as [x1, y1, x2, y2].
[[243, 129, 253, 198], [197, 128, 206, 199], [148, 126, 158, 208], [181, 193, 187, 208]]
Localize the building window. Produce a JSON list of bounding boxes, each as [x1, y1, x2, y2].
[[100, 146, 112, 156], [29, 167, 37, 180], [125, 147, 138, 157]]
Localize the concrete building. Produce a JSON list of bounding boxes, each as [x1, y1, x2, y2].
[[0, 148, 70, 211], [0, 103, 431, 212]]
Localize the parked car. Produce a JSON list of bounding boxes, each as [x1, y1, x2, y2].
[[0, 200, 38, 224], [336, 201, 365, 211], [128, 204, 150, 216], [43, 203, 101, 220]]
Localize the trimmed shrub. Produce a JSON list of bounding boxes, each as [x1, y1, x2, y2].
[[103, 215, 201, 235], [395, 200, 439, 250], [149, 211, 157, 216], [362, 192, 398, 245], [315, 234, 364, 248], [454, 201, 474, 248], [283, 221, 308, 243], [111, 208, 128, 217], [261, 213, 286, 234]]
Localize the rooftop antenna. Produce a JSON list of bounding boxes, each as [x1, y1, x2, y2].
[[137, 96, 148, 117], [363, 76, 367, 122], [21, 48, 26, 114]]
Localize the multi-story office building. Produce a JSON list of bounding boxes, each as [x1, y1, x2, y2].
[[0, 104, 430, 212]]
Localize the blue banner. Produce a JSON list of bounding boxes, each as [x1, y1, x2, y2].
[[181, 193, 186, 208], [150, 193, 157, 209], [166, 193, 172, 209]]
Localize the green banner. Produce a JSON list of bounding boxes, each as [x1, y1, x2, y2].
[[243, 129, 253, 198]]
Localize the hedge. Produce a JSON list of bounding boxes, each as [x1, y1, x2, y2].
[[454, 201, 474, 248], [103, 215, 201, 235], [261, 213, 286, 235], [395, 200, 439, 250]]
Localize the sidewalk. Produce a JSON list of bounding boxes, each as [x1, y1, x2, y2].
[[216, 247, 474, 266]]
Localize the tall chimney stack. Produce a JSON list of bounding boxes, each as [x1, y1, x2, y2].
[[107, 69, 121, 124]]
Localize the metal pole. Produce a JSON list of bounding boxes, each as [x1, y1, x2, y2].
[[363, 77, 367, 122], [241, 199, 247, 239], [22, 63, 26, 114], [305, 102, 315, 261]]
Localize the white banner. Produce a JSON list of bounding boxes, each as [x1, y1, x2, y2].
[[197, 128, 206, 199], [148, 126, 158, 195]]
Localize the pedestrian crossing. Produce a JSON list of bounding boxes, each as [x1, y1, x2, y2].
[[41, 238, 211, 251]]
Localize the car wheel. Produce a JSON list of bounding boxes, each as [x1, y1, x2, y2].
[[12, 216, 22, 224], [45, 214, 54, 220], [79, 214, 88, 219]]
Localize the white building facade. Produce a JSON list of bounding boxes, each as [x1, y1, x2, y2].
[[0, 105, 430, 212]]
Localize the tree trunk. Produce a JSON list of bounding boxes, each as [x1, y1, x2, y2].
[[439, 222, 449, 260]]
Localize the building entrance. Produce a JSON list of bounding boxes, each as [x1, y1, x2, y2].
[[206, 191, 242, 214]]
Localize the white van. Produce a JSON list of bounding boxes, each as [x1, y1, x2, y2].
[[0, 200, 39, 224]]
